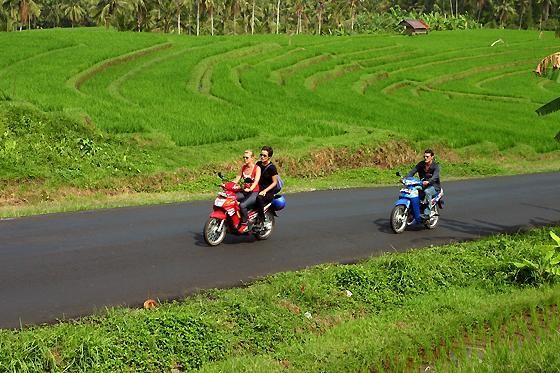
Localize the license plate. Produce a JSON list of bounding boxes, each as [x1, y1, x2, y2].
[[214, 197, 226, 207]]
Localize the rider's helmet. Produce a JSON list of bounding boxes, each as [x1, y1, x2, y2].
[[272, 195, 286, 210]]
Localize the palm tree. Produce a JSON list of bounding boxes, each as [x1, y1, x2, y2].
[[62, 0, 85, 27], [473, 0, 487, 23], [239, 0, 250, 34], [2, 0, 21, 30], [328, 0, 345, 31], [250, 0, 255, 34], [93, 0, 123, 28], [172, 0, 190, 34], [316, 0, 324, 34], [518, 0, 530, 29], [0, 6, 6, 29], [494, 0, 515, 27], [42, 0, 63, 27], [206, 0, 216, 35], [151, 0, 175, 32], [226, 0, 239, 34], [293, 0, 305, 34], [275, 0, 280, 33], [18, 0, 28, 30], [348, 0, 362, 32], [127, 0, 148, 31], [25, 0, 40, 28], [195, 0, 199, 35], [536, 0, 554, 22]]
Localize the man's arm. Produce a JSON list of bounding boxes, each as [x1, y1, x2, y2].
[[406, 163, 419, 178]]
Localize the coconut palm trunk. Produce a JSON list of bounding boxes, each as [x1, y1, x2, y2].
[[19, 0, 28, 30], [276, 0, 280, 34], [177, 12, 180, 34], [250, 0, 254, 34], [196, 0, 199, 35], [350, 0, 356, 32]]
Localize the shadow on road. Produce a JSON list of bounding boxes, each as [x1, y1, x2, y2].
[[521, 202, 560, 214], [373, 215, 559, 242], [191, 231, 257, 247], [372, 218, 424, 234]]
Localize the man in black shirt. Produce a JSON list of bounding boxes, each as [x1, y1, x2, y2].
[[406, 148, 441, 219], [256, 145, 279, 222]]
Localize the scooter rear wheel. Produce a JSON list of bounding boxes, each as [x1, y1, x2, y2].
[[424, 206, 439, 229], [255, 211, 275, 240], [204, 218, 226, 246], [390, 205, 408, 234]]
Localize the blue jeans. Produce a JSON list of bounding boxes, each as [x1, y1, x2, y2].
[[423, 186, 437, 218], [236, 191, 258, 224]]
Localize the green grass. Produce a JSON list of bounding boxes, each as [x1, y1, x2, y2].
[[1, 227, 559, 371], [0, 28, 559, 215]]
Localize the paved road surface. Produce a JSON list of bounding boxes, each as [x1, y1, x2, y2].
[[0, 173, 558, 329]]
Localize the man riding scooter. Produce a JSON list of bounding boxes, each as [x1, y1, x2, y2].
[[406, 149, 442, 220]]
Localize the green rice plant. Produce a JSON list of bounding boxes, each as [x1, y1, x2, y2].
[[433, 304, 560, 371]]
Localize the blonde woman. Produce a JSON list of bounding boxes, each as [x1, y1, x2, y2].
[[232, 150, 261, 233]]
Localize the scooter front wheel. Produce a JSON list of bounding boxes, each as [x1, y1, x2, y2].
[[390, 205, 408, 234], [204, 217, 226, 246]]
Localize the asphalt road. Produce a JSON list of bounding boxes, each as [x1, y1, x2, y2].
[[1, 173, 559, 329]]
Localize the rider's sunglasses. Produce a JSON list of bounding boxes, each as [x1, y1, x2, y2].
[[243, 156, 250, 159], [260, 153, 269, 158], [424, 155, 432, 158]]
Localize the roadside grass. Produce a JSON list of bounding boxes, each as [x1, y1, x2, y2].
[[1, 227, 559, 371], [0, 28, 559, 216]]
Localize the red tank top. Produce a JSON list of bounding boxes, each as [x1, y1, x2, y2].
[[242, 164, 260, 192]]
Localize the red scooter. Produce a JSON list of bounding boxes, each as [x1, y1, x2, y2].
[[203, 173, 284, 246]]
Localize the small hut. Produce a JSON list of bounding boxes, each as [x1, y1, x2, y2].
[[399, 19, 429, 35]]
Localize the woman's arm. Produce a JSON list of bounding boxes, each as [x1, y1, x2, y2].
[[232, 170, 242, 184]]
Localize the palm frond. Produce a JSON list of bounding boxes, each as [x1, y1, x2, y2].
[[536, 96, 560, 116]]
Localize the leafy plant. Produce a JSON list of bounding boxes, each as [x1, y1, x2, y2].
[[513, 231, 560, 285], [535, 53, 560, 119], [77, 137, 100, 157]]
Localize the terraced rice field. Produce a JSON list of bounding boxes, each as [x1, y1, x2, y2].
[[1, 28, 559, 156]]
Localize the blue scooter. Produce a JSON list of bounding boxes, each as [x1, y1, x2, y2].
[[390, 172, 444, 233]]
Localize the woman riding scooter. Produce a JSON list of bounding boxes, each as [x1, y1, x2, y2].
[[231, 150, 261, 234]]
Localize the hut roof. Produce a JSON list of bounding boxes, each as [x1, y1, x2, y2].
[[399, 19, 429, 30]]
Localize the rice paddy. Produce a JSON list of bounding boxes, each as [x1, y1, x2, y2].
[[0, 27, 559, 214], [1, 28, 559, 154]]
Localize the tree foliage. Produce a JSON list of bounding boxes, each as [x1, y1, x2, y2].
[[3, 0, 558, 34]]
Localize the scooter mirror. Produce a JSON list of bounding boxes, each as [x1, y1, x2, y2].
[[217, 172, 224, 179], [396, 171, 401, 177]]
